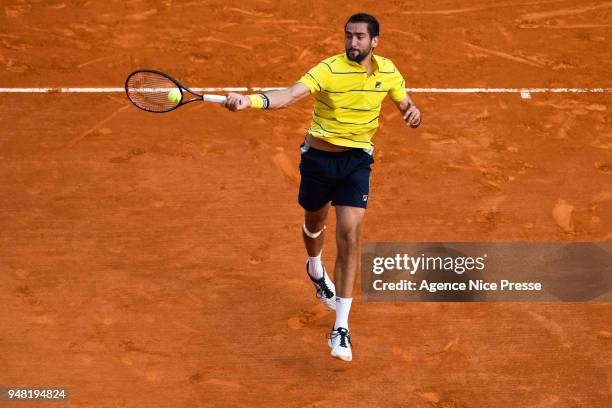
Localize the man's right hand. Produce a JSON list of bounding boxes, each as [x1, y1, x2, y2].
[[224, 93, 250, 111]]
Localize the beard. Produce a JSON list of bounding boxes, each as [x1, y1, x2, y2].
[[346, 46, 371, 63]]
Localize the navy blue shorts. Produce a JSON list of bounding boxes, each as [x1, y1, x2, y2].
[[298, 144, 374, 212]]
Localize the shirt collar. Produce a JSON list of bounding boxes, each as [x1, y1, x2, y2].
[[372, 54, 383, 71]]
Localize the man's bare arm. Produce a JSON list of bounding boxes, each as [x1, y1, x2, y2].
[[395, 95, 421, 128], [224, 83, 311, 111]]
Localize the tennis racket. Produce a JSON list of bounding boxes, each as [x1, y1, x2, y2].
[[125, 69, 228, 113]]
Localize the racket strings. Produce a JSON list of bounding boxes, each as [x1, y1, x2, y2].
[[126, 72, 181, 112]]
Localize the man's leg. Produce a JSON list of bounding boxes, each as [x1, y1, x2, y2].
[[302, 203, 336, 310], [334, 205, 366, 299], [302, 203, 330, 260], [327, 205, 365, 362]]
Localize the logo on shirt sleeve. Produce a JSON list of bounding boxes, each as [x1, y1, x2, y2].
[[375, 81, 382, 88]]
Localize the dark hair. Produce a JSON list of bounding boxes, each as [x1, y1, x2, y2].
[[345, 13, 380, 38]]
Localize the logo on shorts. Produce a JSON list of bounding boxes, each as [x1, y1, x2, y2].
[[362, 194, 368, 201], [375, 81, 382, 88]]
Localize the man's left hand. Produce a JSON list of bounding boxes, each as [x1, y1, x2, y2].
[[403, 105, 421, 128]]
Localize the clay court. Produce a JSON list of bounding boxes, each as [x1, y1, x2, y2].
[[1, 0, 611, 406]]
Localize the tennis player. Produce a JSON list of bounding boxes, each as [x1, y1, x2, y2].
[[224, 13, 421, 362]]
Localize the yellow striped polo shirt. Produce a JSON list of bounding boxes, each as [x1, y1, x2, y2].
[[297, 53, 407, 149]]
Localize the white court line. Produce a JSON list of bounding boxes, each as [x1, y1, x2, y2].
[[0, 87, 611, 100]]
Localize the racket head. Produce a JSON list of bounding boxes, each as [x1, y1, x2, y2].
[[125, 69, 185, 113]]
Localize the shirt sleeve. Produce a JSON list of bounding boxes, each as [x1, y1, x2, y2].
[[388, 72, 407, 103], [297, 62, 329, 93]]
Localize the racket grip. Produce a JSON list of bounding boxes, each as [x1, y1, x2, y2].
[[202, 94, 227, 104]]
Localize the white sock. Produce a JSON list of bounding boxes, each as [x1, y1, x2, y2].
[[334, 297, 353, 330], [307, 253, 323, 279]]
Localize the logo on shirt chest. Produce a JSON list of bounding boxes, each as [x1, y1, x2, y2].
[[375, 81, 382, 88]]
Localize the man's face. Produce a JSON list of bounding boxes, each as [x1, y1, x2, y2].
[[345, 22, 378, 63]]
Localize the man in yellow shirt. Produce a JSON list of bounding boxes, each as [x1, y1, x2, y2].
[[224, 13, 421, 362]]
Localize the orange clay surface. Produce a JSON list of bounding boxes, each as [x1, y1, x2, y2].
[[1, 1, 611, 407]]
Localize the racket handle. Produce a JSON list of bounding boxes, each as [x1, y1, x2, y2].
[[202, 94, 227, 104]]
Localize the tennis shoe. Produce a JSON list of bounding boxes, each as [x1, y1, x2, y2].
[[328, 326, 352, 362], [306, 260, 336, 310]]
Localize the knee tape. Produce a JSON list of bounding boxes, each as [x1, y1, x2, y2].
[[303, 224, 326, 239]]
